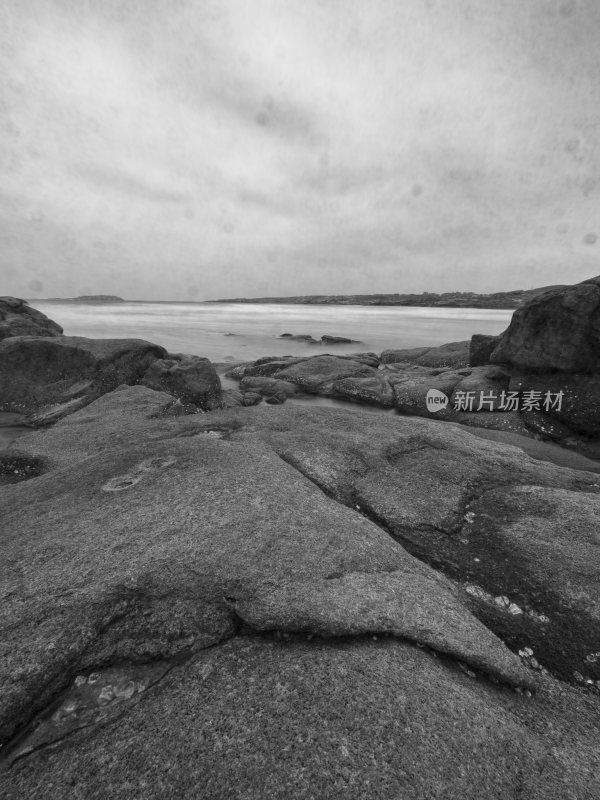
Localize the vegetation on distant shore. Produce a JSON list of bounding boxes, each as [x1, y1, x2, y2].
[[209, 285, 563, 309]]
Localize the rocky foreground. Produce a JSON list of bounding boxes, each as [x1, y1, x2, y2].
[[1, 280, 600, 798]]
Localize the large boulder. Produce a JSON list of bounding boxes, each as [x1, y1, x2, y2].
[[0, 336, 167, 414], [491, 276, 600, 372], [141, 355, 222, 410], [0, 297, 63, 341]]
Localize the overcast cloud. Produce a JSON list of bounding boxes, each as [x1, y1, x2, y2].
[[1, 0, 600, 300]]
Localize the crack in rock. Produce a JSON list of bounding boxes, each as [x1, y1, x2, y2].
[[228, 570, 537, 690], [0, 662, 173, 770]]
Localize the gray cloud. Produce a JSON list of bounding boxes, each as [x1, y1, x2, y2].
[[1, 0, 600, 299]]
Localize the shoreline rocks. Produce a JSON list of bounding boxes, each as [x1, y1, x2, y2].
[[2, 285, 600, 798], [0, 296, 63, 341]]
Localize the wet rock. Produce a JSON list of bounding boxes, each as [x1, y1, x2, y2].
[[141, 355, 222, 411], [278, 333, 317, 343], [0, 298, 63, 341], [320, 335, 361, 345]]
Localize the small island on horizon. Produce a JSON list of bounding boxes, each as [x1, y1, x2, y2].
[[37, 295, 126, 304]]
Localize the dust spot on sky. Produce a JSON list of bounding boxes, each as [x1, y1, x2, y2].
[[559, 1, 576, 18], [411, 184, 423, 197], [28, 279, 43, 292], [583, 232, 597, 245]]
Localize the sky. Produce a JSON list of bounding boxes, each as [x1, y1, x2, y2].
[[1, 0, 600, 300]]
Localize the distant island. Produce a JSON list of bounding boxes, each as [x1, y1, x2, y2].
[[209, 286, 563, 309], [37, 295, 126, 304]]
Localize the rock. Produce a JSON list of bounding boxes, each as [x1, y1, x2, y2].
[[509, 371, 600, 436], [221, 389, 244, 408], [241, 391, 263, 406], [141, 355, 222, 411], [278, 333, 317, 342], [337, 352, 380, 367], [452, 410, 532, 436], [389, 370, 464, 417], [469, 334, 502, 367], [381, 341, 470, 368], [320, 335, 361, 345], [450, 366, 511, 411], [239, 376, 298, 398], [1, 393, 600, 796], [243, 357, 306, 378], [232, 569, 534, 687], [246, 404, 600, 688], [491, 276, 600, 372], [0, 297, 63, 341], [224, 363, 251, 380], [416, 341, 470, 368], [332, 375, 395, 408], [0, 336, 167, 414], [265, 392, 287, 405], [272, 355, 378, 394], [380, 346, 431, 364], [520, 409, 576, 442]]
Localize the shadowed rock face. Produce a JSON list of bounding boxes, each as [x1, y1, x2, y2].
[[0, 297, 63, 341], [1, 389, 600, 797], [141, 355, 222, 410], [491, 276, 600, 373], [0, 335, 167, 414]]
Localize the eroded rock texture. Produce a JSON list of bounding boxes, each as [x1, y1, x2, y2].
[[1, 390, 599, 798]]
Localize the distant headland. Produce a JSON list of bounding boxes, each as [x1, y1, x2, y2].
[[208, 286, 563, 309], [37, 295, 126, 304]]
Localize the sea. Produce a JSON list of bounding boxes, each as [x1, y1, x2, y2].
[[31, 301, 513, 363], [0, 301, 513, 450]]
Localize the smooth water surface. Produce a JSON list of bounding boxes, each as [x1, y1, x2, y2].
[[36, 302, 513, 362]]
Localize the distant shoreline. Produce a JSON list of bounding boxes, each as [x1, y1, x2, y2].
[[205, 286, 561, 310], [33, 285, 561, 309]]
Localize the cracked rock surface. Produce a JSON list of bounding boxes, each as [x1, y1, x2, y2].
[[1, 387, 600, 798]]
